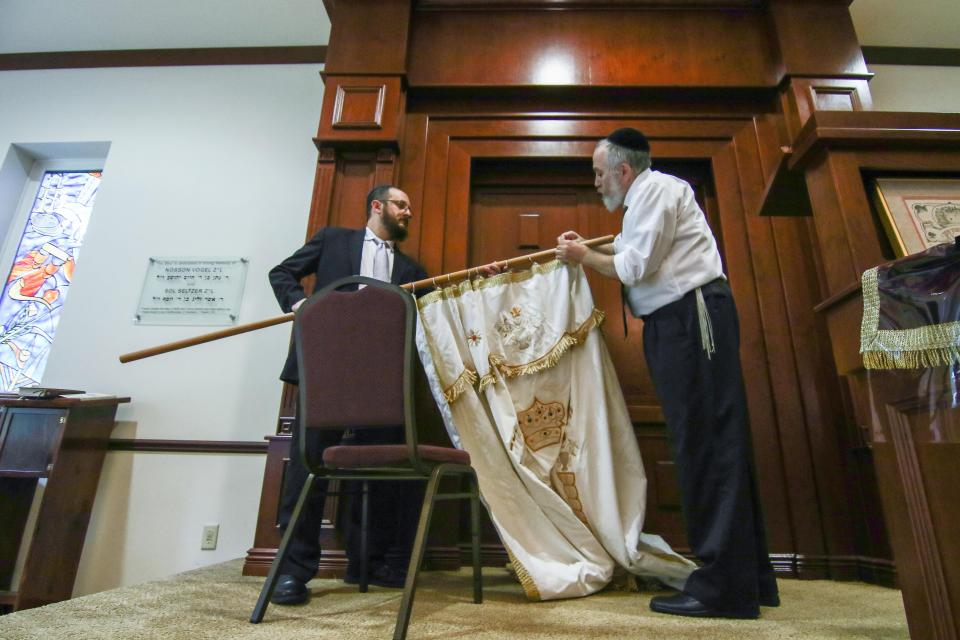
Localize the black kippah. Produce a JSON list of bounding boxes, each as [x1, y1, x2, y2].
[[606, 127, 650, 153]]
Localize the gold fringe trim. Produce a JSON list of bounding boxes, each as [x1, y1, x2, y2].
[[863, 347, 960, 370], [477, 371, 498, 393], [417, 260, 568, 309], [504, 545, 542, 601], [490, 309, 605, 379], [860, 266, 960, 370], [443, 368, 478, 404]]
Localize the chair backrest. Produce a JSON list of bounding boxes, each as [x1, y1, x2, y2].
[[294, 277, 416, 445]]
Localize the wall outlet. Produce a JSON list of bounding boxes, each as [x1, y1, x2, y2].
[[201, 524, 219, 550]]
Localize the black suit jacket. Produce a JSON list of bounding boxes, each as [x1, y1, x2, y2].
[[269, 226, 428, 384]]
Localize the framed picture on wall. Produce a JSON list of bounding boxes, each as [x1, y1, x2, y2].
[[871, 177, 960, 257]]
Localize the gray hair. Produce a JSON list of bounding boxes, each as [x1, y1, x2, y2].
[[596, 139, 651, 173]]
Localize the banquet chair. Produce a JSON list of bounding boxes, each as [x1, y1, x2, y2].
[[250, 276, 483, 640]]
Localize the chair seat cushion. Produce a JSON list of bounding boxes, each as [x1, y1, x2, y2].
[[322, 444, 470, 468]]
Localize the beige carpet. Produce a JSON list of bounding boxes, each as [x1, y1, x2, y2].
[[0, 560, 909, 639]]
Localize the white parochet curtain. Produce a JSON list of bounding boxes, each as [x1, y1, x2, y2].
[[414, 261, 695, 600]]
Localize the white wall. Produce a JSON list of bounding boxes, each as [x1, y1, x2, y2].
[[0, 0, 329, 53], [868, 64, 960, 113], [0, 63, 324, 594]]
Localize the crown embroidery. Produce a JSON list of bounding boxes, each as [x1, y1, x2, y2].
[[517, 398, 566, 451], [495, 304, 545, 350]]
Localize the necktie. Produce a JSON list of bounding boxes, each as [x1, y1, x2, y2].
[[372, 238, 390, 282]]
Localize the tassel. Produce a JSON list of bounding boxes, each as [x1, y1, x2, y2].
[[696, 287, 716, 360]]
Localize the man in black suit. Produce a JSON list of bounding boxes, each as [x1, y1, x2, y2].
[[267, 184, 428, 605]]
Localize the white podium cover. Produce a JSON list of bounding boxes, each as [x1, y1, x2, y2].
[[415, 261, 694, 600]]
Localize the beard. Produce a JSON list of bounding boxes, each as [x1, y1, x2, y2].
[[601, 182, 626, 212], [382, 210, 409, 241]]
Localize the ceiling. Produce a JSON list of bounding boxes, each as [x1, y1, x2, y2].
[[0, 0, 956, 55]]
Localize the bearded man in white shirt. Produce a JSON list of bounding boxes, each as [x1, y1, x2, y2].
[[556, 128, 779, 619]]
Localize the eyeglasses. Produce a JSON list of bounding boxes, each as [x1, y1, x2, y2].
[[381, 199, 411, 212]]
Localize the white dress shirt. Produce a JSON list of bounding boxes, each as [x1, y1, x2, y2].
[[359, 227, 395, 282], [613, 169, 724, 316]]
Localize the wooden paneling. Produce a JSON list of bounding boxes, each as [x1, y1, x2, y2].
[[325, 0, 411, 74], [791, 112, 960, 166], [780, 78, 872, 143], [766, 0, 869, 77], [408, 8, 778, 88], [861, 369, 960, 640], [399, 112, 852, 569], [318, 77, 404, 145]]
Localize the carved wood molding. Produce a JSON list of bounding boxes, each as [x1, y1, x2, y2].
[[0, 46, 327, 71], [318, 76, 404, 145]]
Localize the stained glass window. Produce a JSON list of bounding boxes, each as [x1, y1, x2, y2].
[[0, 170, 102, 392]]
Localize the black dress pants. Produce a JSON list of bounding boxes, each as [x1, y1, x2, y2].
[[642, 279, 776, 616], [276, 417, 422, 583]]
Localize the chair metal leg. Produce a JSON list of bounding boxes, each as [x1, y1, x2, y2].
[[469, 472, 483, 604], [360, 480, 370, 593], [393, 467, 444, 640], [250, 474, 317, 623]]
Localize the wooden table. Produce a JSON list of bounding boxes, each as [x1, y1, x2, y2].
[[0, 395, 129, 613]]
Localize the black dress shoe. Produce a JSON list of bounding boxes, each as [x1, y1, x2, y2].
[[649, 593, 759, 619], [270, 574, 309, 605], [344, 563, 406, 589]]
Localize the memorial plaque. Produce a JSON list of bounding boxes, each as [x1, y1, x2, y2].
[[135, 257, 248, 326]]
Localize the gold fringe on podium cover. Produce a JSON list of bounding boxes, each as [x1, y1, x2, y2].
[[861, 265, 960, 370], [414, 261, 694, 601]]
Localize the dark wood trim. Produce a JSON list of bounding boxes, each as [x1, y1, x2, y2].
[[0, 46, 326, 71], [243, 546, 465, 578], [813, 280, 861, 313], [107, 439, 267, 454], [789, 112, 960, 171], [770, 553, 897, 585], [862, 46, 960, 68]]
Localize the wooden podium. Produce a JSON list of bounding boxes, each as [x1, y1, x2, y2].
[[757, 111, 960, 638], [0, 395, 128, 613], [865, 368, 959, 640]]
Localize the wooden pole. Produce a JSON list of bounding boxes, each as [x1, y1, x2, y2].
[[118, 234, 614, 363]]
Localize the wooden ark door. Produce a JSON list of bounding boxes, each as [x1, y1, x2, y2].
[[468, 158, 718, 551]]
